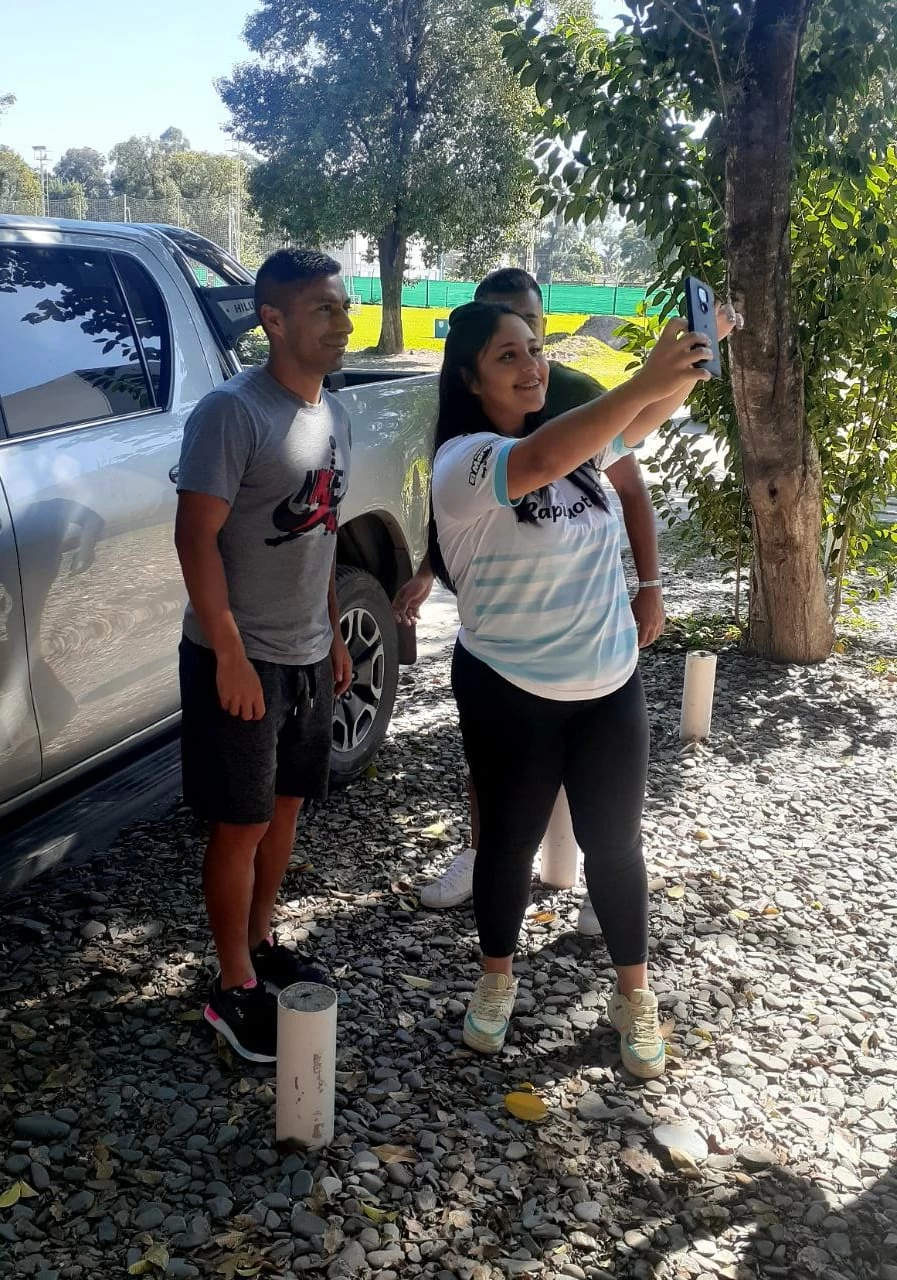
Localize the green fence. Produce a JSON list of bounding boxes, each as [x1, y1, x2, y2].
[[347, 277, 661, 316]]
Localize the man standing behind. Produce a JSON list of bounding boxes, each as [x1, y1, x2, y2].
[[175, 249, 354, 1063], [394, 269, 669, 919]]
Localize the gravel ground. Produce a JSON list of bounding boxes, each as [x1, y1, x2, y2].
[[2, 550, 896, 1280]]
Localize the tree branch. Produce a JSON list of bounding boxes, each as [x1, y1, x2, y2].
[[696, 0, 730, 121], [654, 0, 712, 44]]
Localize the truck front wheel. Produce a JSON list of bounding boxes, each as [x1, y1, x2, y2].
[[330, 566, 399, 784]]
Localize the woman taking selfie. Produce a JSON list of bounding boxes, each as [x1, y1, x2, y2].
[[430, 301, 713, 1077]]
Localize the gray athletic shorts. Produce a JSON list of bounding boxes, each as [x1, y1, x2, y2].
[[179, 637, 333, 825]]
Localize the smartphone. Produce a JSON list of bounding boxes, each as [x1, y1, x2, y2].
[[683, 276, 721, 379]]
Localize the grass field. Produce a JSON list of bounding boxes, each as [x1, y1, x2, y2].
[[346, 304, 590, 351], [347, 305, 633, 387]]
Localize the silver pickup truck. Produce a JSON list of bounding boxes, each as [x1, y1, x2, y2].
[[0, 216, 437, 885]]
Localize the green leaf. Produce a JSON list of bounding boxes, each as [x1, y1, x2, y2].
[[519, 63, 542, 88]]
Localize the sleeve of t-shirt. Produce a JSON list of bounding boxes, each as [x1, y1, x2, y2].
[[432, 432, 521, 521], [177, 390, 257, 506], [593, 433, 631, 474]]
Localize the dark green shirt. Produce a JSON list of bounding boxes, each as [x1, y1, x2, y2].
[[544, 361, 606, 418]]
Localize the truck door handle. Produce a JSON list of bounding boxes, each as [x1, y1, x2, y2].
[[169, 465, 179, 484]]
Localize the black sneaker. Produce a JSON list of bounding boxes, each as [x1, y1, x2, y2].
[[204, 977, 277, 1063], [251, 933, 328, 993]]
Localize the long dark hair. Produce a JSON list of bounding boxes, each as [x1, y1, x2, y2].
[[428, 300, 608, 591]]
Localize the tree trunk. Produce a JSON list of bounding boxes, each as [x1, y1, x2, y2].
[[376, 225, 407, 355], [726, 0, 834, 663]]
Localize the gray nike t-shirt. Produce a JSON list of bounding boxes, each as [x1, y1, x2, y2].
[[177, 366, 351, 665]]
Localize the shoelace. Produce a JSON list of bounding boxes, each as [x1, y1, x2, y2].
[[628, 1000, 661, 1055], [473, 981, 514, 1021], [436, 852, 474, 889]]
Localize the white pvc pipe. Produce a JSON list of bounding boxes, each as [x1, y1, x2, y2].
[[537, 787, 581, 889], [679, 650, 718, 741], [276, 982, 337, 1150]]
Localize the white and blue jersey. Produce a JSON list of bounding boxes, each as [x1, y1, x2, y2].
[[432, 431, 639, 701]]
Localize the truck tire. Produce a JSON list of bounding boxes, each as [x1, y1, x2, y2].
[[330, 566, 399, 785]]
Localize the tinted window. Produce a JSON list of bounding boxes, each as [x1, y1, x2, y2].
[[114, 253, 172, 408], [0, 245, 153, 436], [183, 253, 230, 289]]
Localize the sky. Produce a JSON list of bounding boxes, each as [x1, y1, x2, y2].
[[1, 0, 625, 167], [1, 0, 258, 164]]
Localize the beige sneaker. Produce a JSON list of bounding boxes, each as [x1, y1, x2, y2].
[[463, 972, 518, 1054], [607, 987, 666, 1078]]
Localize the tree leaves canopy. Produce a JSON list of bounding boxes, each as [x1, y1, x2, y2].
[[218, 0, 534, 260]]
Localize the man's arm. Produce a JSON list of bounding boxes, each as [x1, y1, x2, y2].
[[393, 551, 435, 625], [175, 492, 265, 720], [604, 453, 666, 648], [328, 552, 353, 696]]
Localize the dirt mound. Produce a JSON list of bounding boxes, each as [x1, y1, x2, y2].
[[577, 314, 628, 348]]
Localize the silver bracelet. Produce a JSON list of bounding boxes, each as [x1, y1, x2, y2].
[[639, 579, 663, 589]]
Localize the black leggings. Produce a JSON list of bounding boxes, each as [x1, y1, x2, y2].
[[451, 641, 650, 964]]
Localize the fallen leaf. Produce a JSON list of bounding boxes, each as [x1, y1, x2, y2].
[[707, 1133, 734, 1155], [364, 764, 378, 779], [619, 1147, 662, 1178], [323, 1225, 343, 1254], [448, 1208, 472, 1229], [213, 1231, 247, 1249], [420, 821, 446, 839], [694, 828, 712, 841], [668, 1147, 701, 1174], [690, 1027, 714, 1042], [729, 908, 750, 922], [666, 884, 686, 900], [372, 1144, 417, 1165], [0, 1182, 24, 1208], [528, 910, 557, 924], [401, 974, 433, 990], [361, 1203, 398, 1225], [177, 1010, 202, 1022], [505, 1091, 548, 1122], [94, 1145, 113, 1180], [128, 1244, 169, 1274], [762, 905, 780, 916]]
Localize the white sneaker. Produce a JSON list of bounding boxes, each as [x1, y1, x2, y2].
[[420, 847, 475, 909], [463, 973, 518, 1054], [577, 895, 601, 936], [607, 987, 666, 1079]]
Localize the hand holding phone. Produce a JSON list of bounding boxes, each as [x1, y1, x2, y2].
[[683, 276, 722, 379]]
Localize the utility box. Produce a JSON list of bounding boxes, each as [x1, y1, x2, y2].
[[434, 318, 449, 339]]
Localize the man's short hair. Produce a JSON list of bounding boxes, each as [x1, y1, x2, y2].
[[475, 268, 543, 304], [254, 248, 342, 321]]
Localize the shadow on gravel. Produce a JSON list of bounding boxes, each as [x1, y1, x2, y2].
[[510, 1014, 897, 1279]]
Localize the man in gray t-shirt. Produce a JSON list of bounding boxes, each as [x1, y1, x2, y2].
[[174, 248, 354, 1064]]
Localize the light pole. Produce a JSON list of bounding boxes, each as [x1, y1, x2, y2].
[[32, 145, 49, 216], [225, 141, 245, 262]]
